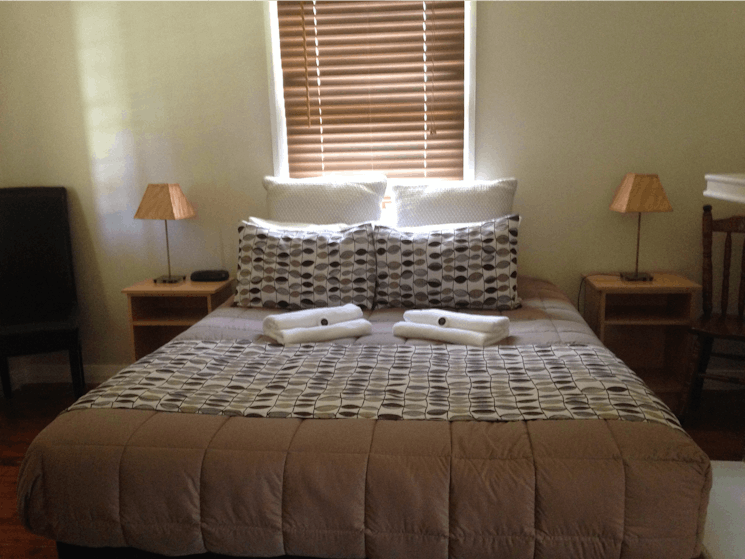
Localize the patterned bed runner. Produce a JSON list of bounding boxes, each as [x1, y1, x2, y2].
[[68, 341, 681, 430]]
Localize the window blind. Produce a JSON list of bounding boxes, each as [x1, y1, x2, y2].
[[277, 1, 465, 179]]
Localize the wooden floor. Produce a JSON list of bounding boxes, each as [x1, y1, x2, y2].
[[1, 383, 743, 559], [1, 384, 79, 559], [686, 387, 745, 461]]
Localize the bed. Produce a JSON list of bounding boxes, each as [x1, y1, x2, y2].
[[17, 177, 711, 559]]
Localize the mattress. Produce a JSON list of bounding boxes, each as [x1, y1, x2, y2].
[[17, 276, 711, 559]]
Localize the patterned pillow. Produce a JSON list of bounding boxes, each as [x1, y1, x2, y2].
[[373, 215, 521, 310], [235, 221, 376, 310]]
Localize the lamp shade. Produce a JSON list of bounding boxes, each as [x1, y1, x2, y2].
[[134, 183, 196, 220], [610, 173, 672, 214]]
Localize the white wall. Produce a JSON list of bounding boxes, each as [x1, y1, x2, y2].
[[1, 2, 744, 383], [475, 2, 745, 295], [1, 2, 273, 382]]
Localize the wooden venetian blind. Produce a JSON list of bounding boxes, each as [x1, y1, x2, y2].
[[277, 1, 465, 179]]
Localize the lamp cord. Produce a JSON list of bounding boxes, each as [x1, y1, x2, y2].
[[577, 275, 587, 312], [577, 272, 622, 315]]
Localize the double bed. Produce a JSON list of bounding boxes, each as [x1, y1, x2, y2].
[[18, 177, 711, 559]]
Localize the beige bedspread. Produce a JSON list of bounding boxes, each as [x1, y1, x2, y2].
[[174, 276, 602, 347], [17, 277, 711, 559]]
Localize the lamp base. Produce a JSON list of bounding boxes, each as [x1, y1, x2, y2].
[[154, 274, 186, 284], [620, 271, 654, 282]]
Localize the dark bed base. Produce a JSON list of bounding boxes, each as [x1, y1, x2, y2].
[[56, 542, 322, 559]]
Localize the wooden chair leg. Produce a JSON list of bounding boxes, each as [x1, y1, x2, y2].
[[689, 336, 714, 413], [680, 333, 700, 423], [68, 332, 85, 399], [0, 355, 11, 398]]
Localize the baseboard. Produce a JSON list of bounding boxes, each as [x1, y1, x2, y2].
[[7, 362, 126, 387], [703, 366, 745, 391], [84, 364, 127, 383], [705, 366, 745, 376]]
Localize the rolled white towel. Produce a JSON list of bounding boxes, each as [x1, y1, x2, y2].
[[403, 309, 510, 335], [271, 318, 372, 346], [392, 321, 507, 347], [263, 304, 363, 339]]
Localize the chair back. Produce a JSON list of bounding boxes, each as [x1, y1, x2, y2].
[[702, 204, 745, 318], [0, 187, 77, 325]]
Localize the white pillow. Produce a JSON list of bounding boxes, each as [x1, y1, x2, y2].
[[263, 174, 388, 224], [391, 178, 517, 227], [247, 216, 350, 231], [393, 220, 485, 233]]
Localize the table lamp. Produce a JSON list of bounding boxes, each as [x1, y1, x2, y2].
[[134, 183, 196, 283], [610, 173, 672, 282]]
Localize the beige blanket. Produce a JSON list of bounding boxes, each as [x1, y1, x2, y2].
[[17, 277, 711, 559]]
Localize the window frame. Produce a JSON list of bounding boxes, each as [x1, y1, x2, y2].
[[263, 1, 476, 181]]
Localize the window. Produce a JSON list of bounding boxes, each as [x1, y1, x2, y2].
[[267, 1, 473, 180]]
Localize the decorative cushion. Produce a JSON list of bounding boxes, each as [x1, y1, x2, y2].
[[235, 221, 376, 310], [391, 178, 517, 227], [373, 215, 521, 310], [263, 174, 388, 224]]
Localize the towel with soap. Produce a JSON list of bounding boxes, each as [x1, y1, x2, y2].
[[263, 304, 371, 345], [392, 309, 510, 346]]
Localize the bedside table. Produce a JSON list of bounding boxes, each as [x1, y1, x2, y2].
[[122, 278, 234, 362], [583, 272, 701, 416]]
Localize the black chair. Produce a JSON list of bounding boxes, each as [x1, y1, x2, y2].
[[0, 187, 85, 398]]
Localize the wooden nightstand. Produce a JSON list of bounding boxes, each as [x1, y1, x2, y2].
[[122, 278, 234, 362], [583, 272, 701, 415]]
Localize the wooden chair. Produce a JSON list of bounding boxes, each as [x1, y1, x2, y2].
[[684, 205, 745, 418], [0, 187, 85, 398]]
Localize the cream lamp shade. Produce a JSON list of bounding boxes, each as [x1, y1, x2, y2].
[[610, 173, 672, 282], [134, 183, 197, 220], [610, 173, 672, 214], [135, 183, 196, 283]]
